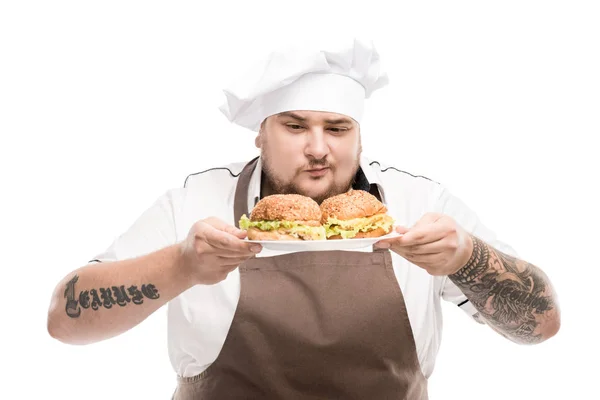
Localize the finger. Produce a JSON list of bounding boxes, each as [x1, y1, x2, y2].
[[395, 225, 446, 247], [219, 260, 247, 270], [374, 223, 443, 249], [403, 238, 451, 255], [217, 254, 255, 263], [212, 220, 245, 237], [373, 236, 398, 249], [202, 217, 247, 239], [395, 225, 409, 235], [228, 231, 247, 240], [220, 255, 256, 268], [403, 252, 446, 266], [201, 225, 262, 254], [374, 226, 409, 249]]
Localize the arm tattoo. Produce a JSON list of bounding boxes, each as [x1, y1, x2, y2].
[[449, 236, 557, 344], [448, 237, 490, 284], [64, 274, 160, 318]]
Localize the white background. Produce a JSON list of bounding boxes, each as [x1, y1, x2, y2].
[[1, 1, 598, 399]]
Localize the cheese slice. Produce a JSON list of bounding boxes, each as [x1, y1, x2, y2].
[[323, 214, 395, 239]]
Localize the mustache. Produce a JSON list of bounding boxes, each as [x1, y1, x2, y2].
[[303, 158, 331, 170]]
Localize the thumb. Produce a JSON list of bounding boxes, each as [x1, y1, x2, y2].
[[222, 224, 247, 239], [395, 225, 409, 235], [230, 228, 248, 239], [202, 217, 246, 238]]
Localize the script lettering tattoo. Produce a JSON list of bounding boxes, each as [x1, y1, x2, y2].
[[62, 278, 160, 317], [111, 285, 131, 307], [127, 286, 145, 305], [79, 290, 91, 309], [90, 289, 102, 310], [141, 284, 160, 300], [449, 236, 555, 344], [100, 288, 116, 309]]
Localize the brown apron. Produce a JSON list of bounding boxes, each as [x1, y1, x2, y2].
[[172, 158, 428, 399]]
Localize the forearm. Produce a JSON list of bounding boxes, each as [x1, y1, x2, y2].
[[449, 236, 560, 344], [47, 243, 195, 345]]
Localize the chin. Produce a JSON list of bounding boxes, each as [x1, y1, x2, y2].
[[296, 181, 331, 198]]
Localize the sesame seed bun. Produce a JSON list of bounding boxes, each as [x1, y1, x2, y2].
[[320, 189, 388, 223], [246, 194, 325, 240], [250, 194, 321, 222], [321, 190, 394, 240]]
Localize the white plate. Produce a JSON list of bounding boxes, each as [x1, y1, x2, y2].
[[247, 231, 402, 252]]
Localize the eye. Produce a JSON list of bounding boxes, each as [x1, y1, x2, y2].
[[286, 124, 305, 131], [328, 127, 349, 134]]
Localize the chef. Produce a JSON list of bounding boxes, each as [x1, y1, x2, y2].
[[47, 38, 560, 399]]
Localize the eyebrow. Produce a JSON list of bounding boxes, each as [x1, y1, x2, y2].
[[324, 117, 353, 125], [277, 112, 353, 125], [278, 112, 307, 122]]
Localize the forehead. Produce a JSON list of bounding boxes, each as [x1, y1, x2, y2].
[[275, 110, 355, 124]]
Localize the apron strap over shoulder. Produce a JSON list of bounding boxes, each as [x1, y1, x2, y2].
[[233, 156, 259, 229]]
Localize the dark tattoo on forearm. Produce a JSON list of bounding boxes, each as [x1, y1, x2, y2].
[[448, 237, 490, 284], [64, 275, 81, 318], [449, 236, 555, 344], [64, 275, 160, 318]]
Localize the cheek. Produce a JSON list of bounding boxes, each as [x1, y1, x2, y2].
[[331, 137, 360, 163], [263, 136, 304, 174], [268, 135, 305, 159]]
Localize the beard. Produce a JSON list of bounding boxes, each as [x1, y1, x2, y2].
[[261, 148, 362, 205]]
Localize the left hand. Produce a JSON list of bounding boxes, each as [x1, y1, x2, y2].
[[374, 213, 474, 276]]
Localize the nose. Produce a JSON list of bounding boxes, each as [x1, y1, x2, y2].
[[304, 129, 329, 160]]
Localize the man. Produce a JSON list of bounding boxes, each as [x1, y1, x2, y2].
[[47, 38, 560, 399]]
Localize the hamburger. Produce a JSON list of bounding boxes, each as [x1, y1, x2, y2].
[[239, 194, 326, 241], [320, 189, 395, 239]]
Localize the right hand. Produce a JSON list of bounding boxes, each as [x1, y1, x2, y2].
[[179, 217, 262, 285]]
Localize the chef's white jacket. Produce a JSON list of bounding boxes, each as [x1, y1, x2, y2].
[[91, 156, 518, 378]]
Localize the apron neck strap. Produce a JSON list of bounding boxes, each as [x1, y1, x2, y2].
[[233, 157, 260, 229]]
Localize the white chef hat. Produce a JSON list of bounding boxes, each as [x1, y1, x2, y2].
[[218, 37, 389, 132]]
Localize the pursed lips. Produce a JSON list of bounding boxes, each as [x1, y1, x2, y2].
[[305, 167, 330, 177]]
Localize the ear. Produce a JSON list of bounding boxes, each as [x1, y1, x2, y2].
[[255, 118, 267, 148]]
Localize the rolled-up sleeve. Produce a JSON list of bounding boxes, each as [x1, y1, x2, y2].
[[434, 186, 519, 320], [89, 189, 182, 264]]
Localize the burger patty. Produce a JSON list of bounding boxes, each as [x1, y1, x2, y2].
[[246, 225, 326, 241]]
